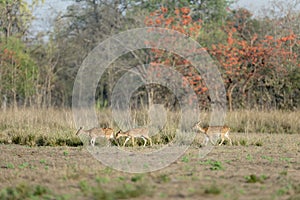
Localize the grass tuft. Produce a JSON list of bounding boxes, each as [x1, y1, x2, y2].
[[204, 184, 221, 195]]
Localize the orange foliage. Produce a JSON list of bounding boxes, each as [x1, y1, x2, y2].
[[146, 6, 201, 39], [180, 7, 190, 14], [161, 7, 168, 13], [209, 26, 298, 95], [145, 5, 299, 107]]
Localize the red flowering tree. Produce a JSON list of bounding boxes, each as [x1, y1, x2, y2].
[[144, 7, 211, 108], [144, 6, 299, 110], [210, 26, 298, 110]]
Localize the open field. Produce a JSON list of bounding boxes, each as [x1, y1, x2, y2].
[[1, 132, 300, 200], [0, 109, 300, 199]]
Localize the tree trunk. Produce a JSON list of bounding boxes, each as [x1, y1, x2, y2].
[[227, 83, 237, 112], [2, 95, 7, 111]]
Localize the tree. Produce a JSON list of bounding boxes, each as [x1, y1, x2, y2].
[[50, 0, 135, 106], [0, 0, 44, 39], [210, 28, 297, 110], [0, 37, 38, 108], [144, 5, 299, 111], [0, 0, 44, 109]]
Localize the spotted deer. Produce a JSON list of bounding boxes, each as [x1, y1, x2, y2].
[[193, 122, 232, 146], [76, 127, 116, 146], [116, 127, 152, 147]]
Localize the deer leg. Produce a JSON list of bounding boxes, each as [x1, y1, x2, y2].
[[219, 136, 225, 146], [124, 137, 130, 146], [115, 139, 120, 146], [113, 137, 120, 146], [142, 137, 147, 147], [107, 139, 113, 147], [148, 137, 152, 146], [209, 136, 217, 145], [203, 135, 209, 146], [225, 132, 232, 145], [144, 136, 152, 146]]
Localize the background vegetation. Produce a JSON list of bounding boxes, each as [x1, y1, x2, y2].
[[0, 0, 299, 111]]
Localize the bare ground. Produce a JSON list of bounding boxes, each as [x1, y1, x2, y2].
[[0, 133, 300, 200]]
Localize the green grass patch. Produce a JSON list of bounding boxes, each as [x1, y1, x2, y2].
[[0, 184, 67, 200], [261, 155, 274, 163], [156, 174, 171, 183], [18, 162, 29, 169], [78, 179, 151, 200], [181, 155, 190, 163], [131, 174, 144, 182], [5, 163, 15, 169], [246, 154, 253, 161], [199, 160, 224, 171], [244, 174, 268, 183], [204, 184, 221, 195]]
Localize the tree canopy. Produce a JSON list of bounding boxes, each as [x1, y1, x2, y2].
[[0, 0, 299, 110]]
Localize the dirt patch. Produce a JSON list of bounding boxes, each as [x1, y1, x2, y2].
[[0, 133, 299, 199]]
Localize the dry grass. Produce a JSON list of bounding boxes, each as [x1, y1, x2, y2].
[[227, 110, 300, 134], [0, 108, 80, 146], [197, 109, 300, 134], [0, 108, 299, 146]]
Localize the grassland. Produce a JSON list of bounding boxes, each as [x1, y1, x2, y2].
[[0, 108, 299, 199], [0, 108, 299, 146]]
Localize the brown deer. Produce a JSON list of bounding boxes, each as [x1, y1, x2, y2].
[[116, 127, 152, 147], [193, 122, 232, 146], [76, 127, 116, 146]]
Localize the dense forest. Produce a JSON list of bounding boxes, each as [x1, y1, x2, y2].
[[0, 0, 299, 110]]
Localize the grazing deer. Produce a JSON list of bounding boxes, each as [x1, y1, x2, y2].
[[102, 127, 119, 146], [193, 122, 232, 146], [116, 127, 152, 147], [76, 127, 116, 146]]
